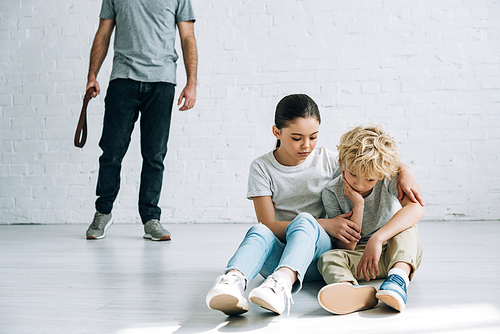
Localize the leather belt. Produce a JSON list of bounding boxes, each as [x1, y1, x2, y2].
[[74, 87, 96, 148]]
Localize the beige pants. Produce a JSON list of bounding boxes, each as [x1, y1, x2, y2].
[[318, 225, 423, 285]]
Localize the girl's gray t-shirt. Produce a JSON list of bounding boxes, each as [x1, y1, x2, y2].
[[322, 175, 401, 244], [247, 147, 340, 222], [100, 0, 195, 84]]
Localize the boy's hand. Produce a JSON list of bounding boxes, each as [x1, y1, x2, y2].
[[342, 171, 364, 207], [357, 237, 382, 281]]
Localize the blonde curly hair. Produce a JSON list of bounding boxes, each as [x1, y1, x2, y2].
[[337, 124, 400, 180]]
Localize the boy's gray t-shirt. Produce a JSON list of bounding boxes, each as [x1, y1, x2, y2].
[[247, 147, 340, 222], [100, 0, 195, 84], [322, 175, 401, 244]]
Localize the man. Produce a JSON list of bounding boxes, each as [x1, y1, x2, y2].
[[85, 0, 197, 241]]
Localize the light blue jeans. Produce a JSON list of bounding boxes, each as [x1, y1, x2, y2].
[[225, 212, 332, 293]]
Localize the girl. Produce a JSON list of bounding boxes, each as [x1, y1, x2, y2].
[[205, 94, 422, 316]]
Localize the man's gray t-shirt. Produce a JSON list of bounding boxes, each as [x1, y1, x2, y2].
[[100, 0, 195, 84], [247, 147, 340, 222], [322, 175, 401, 244]]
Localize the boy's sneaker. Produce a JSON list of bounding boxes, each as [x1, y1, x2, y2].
[[86, 212, 113, 240], [317, 283, 378, 315], [249, 272, 294, 315], [143, 219, 171, 241], [376, 274, 407, 312], [206, 272, 249, 316]]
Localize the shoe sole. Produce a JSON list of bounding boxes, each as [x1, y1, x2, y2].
[[86, 217, 114, 240], [318, 284, 378, 315], [249, 295, 282, 314], [208, 294, 248, 316], [143, 233, 171, 241], [376, 290, 405, 312]]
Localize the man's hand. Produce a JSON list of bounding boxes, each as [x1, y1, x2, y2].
[[319, 212, 361, 244], [86, 78, 100, 98], [177, 82, 196, 111], [356, 237, 382, 281]]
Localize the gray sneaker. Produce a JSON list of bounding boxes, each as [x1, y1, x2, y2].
[[86, 212, 113, 240], [143, 219, 171, 241]]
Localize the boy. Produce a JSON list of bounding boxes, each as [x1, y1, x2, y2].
[[317, 124, 424, 314]]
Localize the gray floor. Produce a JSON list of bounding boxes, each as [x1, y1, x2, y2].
[[1, 221, 500, 334]]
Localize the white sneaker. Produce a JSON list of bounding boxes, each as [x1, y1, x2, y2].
[[249, 272, 294, 315], [206, 272, 249, 315]]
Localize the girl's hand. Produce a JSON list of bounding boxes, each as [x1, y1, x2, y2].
[[356, 237, 382, 281], [397, 165, 424, 206], [319, 212, 361, 244], [342, 171, 364, 207]]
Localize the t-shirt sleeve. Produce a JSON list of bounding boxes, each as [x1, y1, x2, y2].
[[322, 182, 343, 219], [388, 174, 399, 198], [326, 148, 341, 179], [176, 0, 196, 22], [99, 0, 115, 19], [247, 160, 272, 200]]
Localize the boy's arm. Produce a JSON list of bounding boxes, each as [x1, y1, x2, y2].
[[334, 172, 364, 251], [356, 194, 424, 281], [398, 163, 424, 206]]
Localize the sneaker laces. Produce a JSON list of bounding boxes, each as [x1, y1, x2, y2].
[[261, 274, 294, 316], [90, 213, 106, 229], [388, 274, 406, 289], [219, 273, 241, 285], [149, 220, 163, 231], [217, 273, 246, 293]]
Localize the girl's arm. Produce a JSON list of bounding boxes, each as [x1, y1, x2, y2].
[[252, 196, 291, 242], [356, 194, 424, 281], [317, 212, 360, 245], [253, 196, 360, 243], [320, 179, 362, 246], [398, 163, 424, 206]]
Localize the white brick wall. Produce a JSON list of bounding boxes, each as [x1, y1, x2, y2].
[[1, 0, 499, 224]]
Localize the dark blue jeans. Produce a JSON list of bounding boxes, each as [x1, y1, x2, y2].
[[95, 79, 175, 224]]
